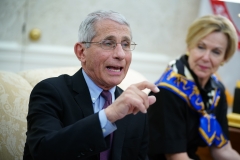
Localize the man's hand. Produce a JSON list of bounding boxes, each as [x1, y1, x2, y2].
[[105, 81, 160, 123]]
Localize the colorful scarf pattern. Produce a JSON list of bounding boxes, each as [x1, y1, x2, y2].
[[155, 66, 228, 147]]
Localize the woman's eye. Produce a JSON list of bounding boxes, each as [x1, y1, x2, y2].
[[212, 50, 220, 55], [198, 45, 204, 49]]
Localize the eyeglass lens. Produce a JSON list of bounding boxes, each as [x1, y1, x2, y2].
[[101, 40, 135, 51]]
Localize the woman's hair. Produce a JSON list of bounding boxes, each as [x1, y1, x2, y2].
[[186, 15, 238, 61], [78, 10, 131, 48]]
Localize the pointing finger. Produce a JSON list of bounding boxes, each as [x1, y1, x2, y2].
[[134, 81, 160, 93]]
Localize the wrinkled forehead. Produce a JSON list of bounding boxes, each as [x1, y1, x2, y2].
[[93, 19, 132, 41]]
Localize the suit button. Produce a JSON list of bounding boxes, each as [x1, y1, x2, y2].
[[89, 148, 93, 152], [81, 152, 85, 156]]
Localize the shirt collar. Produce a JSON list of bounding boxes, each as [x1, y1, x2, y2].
[[82, 69, 116, 103]]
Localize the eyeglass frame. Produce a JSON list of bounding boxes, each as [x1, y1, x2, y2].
[[82, 39, 137, 51]]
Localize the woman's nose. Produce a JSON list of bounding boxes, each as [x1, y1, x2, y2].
[[202, 50, 211, 61]]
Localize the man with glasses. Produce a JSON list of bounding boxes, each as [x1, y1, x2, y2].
[[23, 10, 159, 160]]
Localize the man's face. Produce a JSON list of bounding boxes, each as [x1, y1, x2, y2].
[[80, 19, 132, 90]]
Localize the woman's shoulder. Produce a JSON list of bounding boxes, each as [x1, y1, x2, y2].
[[149, 87, 186, 107], [211, 74, 226, 92]]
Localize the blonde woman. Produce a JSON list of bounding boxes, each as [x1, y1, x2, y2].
[[148, 15, 240, 160]]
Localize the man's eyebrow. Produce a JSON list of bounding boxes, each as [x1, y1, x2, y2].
[[103, 36, 115, 40], [103, 35, 131, 41], [122, 36, 131, 41]]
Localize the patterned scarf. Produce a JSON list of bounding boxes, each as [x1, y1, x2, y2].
[[155, 59, 228, 148]]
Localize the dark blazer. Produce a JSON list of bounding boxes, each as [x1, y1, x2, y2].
[[23, 68, 148, 160]]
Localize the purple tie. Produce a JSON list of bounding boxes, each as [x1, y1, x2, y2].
[[100, 90, 113, 160], [101, 90, 112, 109]]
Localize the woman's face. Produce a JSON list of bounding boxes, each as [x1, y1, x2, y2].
[[188, 32, 228, 87]]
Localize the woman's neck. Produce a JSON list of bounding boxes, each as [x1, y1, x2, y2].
[[198, 77, 209, 89]]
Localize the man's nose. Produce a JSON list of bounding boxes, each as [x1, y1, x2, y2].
[[113, 43, 126, 59]]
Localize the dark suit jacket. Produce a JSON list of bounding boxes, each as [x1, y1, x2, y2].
[[23, 68, 148, 160]]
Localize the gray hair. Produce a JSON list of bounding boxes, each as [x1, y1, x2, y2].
[[78, 10, 132, 47]]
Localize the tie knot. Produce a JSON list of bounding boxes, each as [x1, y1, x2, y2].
[[101, 90, 112, 102]]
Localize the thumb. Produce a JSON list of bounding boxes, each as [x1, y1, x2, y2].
[[148, 95, 156, 106]]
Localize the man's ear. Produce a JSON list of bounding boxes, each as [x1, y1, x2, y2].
[[74, 42, 86, 62]]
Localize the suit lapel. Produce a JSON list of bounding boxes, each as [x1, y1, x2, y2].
[[72, 68, 94, 117], [72, 70, 128, 159], [111, 87, 129, 160]]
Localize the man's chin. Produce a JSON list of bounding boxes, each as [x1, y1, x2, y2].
[[109, 78, 124, 86]]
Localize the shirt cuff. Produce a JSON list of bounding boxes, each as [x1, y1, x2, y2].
[[99, 110, 117, 137]]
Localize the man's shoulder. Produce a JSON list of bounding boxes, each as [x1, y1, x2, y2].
[[34, 74, 73, 90], [43, 74, 71, 82]]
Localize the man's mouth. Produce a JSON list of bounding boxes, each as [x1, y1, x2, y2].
[[107, 66, 123, 72]]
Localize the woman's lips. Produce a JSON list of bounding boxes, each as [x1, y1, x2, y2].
[[199, 65, 208, 70]]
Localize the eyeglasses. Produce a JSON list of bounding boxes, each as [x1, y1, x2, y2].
[[82, 40, 137, 51]]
